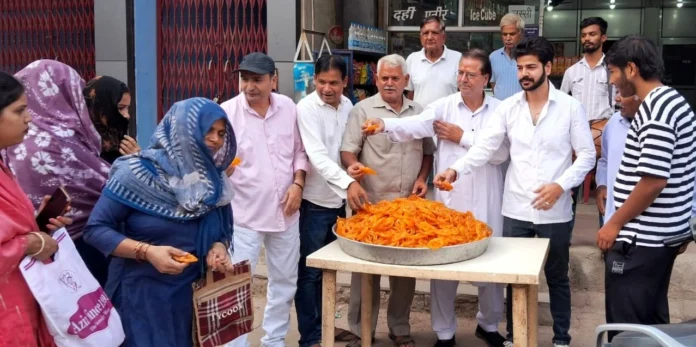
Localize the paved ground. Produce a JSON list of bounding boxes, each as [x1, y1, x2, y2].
[[245, 285, 604, 347]]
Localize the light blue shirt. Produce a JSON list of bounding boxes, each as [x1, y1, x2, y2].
[[490, 48, 522, 101], [596, 112, 696, 221]]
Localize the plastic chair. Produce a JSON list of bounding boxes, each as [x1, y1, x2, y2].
[[596, 320, 696, 347]]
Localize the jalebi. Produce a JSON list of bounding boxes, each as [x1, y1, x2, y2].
[[360, 167, 377, 175], [435, 181, 453, 191], [335, 196, 490, 250]]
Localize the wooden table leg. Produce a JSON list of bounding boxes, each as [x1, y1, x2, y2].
[[360, 273, 373, 347], [512, 284, 529, 347], [322, 270, 337, 347], [526, 285, 538, 347]]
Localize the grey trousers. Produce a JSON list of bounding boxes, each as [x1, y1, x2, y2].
[[347, 273, 416, 337]]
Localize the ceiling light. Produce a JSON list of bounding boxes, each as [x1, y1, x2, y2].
[[547, 6, 553, 11], [610, 0, 615, 3], [677, 2, 683, 6], [609, 4, 616, 9]]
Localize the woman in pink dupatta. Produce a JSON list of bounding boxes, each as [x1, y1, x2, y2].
[[0, 72, 71, 346]]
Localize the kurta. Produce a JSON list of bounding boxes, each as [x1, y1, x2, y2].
[[383, 94, 508, 235], [0, 161, 55, 347], [83, 195, 202, 347]]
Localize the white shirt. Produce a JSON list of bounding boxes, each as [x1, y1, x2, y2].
[[384, 94, 508, 235], [405, 46, 461, 108], [560, 54, 617, 121], [449, 84, 596, 224], [296, 91, 355, 208]]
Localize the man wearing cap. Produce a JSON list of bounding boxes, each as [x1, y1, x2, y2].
[[222, 52, 309, 347]]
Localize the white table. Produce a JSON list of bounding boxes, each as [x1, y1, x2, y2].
[[306, 237, 549, 347]]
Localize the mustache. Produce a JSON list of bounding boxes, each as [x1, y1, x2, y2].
[[519, 77, 534, 83], [384, 87, 397, 91]]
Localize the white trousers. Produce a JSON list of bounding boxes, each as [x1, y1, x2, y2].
[[430, 279, 504, 340], [225, 222, 300, 347]]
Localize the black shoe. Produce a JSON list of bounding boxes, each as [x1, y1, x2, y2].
[[433, 337, 456, 347], [475, 325, 508, 347]]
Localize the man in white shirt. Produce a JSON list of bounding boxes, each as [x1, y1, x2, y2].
[[561, 17, 615, 122], [363, 49, 510, 347], [405, 15, 462, 183], [435, 37, 596, 347], [560, 17, 617, 229], [295, 55, 369, 347], [405, 16, 461, 108]]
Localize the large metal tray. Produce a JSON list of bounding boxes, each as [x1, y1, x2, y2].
[[332, 225, 491, 266]]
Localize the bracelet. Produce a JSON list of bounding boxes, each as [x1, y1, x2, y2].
[[27, 232, 46, 257], [133, 242, 144, 261], [293, 182, 304, 190], [140, 244, 152, 262]]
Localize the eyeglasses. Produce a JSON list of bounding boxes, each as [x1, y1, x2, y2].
[[457, 71, 480, 80]]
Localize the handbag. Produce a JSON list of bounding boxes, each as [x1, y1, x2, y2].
[[192, 260, 254, 347], [19, 228, 125, 347]]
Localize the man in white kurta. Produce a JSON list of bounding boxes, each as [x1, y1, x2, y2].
[[363, 50, 510, 347]]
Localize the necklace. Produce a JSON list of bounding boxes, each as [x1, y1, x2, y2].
[[529, 106, 543, 125]]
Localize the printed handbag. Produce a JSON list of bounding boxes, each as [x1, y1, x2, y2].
[[192, 260, 254, 347], [19, 228, 125, 347]]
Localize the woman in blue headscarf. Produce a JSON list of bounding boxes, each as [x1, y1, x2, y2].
[[83, 97, 236, 347]]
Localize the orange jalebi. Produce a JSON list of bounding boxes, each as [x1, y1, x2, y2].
[[360, 167, 377, 175], [435, 181, 453, 192], [335, 196, 490, 250], [231, 157, 242, 167]]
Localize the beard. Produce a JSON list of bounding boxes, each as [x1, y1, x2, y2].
[[519, 69, 547, 92], [615, 71, 637, 98], [582, 42, 600, 53]]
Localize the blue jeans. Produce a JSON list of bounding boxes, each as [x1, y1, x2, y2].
[[504, 217, 572, 345], [295, 200, 346, 347]]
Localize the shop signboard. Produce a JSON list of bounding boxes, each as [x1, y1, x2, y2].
[[508, 5, 536, 25], [462, 0, 507, 26], [389, 0, 458, 27], [524, 25, 539, 38]]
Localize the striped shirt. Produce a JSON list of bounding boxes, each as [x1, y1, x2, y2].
[[560, 55, 617, 121], [613, 86, 696, 247], [489, 48, 522, 100]]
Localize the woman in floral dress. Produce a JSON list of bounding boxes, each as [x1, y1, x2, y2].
[[3, 60, 111, 285]]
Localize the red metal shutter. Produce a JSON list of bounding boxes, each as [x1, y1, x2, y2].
[[158, 0, 267, 120], [0, 0, 95, 80]]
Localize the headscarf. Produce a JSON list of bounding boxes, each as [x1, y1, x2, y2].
[[83, 76, 130, 164], [103, 97, 236, 272], [4, 60, 110, 239]]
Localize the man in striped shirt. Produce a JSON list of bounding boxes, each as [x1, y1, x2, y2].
[[599, 35, 696, 341]]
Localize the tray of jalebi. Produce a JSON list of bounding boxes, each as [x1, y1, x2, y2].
[[333, 196, 492, 266]]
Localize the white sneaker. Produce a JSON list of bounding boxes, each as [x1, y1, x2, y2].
[[503, 341, 514, 347], [554, 344, 570, 347]]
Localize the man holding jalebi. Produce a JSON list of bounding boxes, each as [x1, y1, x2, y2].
[[295, 55, 369, 346], [363, 49, 511, 347], [435, 38, 596, 347], [340, 54, 435, 347]]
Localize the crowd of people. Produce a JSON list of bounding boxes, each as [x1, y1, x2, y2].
[[0, 12, 694, 347]]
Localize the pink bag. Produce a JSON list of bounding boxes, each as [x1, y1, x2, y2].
[[20, 228, 125, 347]]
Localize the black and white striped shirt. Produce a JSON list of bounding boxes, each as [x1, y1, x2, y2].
[[613, 86, 696, 247]]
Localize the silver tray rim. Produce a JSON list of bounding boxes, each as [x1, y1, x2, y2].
[[331, 224, 492, 250]]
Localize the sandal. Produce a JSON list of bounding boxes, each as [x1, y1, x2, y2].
[[335, 328, 358, 342], [346, 336, 377, 347], [389, 334, 415, 347]]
